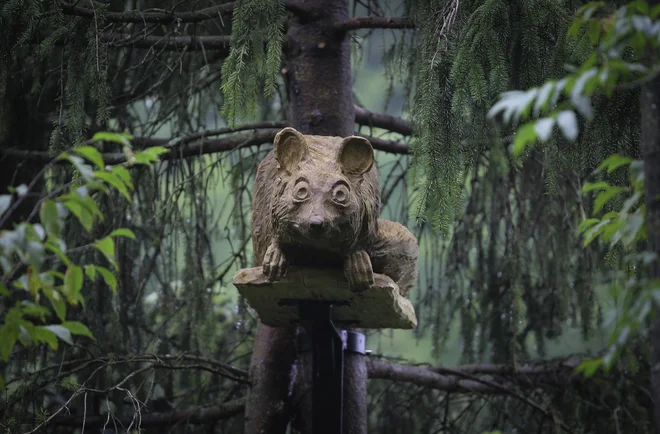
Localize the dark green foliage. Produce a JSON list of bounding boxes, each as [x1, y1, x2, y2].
[[220, 0, 286, 127]]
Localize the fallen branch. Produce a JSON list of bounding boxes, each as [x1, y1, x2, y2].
[[50, 398, 245, 428], [60, 2, 235, 24], [355, 106, 413, 136], [337, 17, 415, 31]]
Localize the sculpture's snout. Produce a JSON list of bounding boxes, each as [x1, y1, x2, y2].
[[309, 215, 326, 233]]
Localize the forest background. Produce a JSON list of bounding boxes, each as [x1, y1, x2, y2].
[[0, 0, 658, 433]]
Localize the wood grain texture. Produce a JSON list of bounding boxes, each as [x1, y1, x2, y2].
[[233, 266, 417, 329]]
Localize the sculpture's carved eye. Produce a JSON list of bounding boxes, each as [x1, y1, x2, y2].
[[332, 183, 350, 205], [293, 180, 310, 202]]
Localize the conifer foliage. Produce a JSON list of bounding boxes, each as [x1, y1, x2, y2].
[[0, 0, 655, 433]]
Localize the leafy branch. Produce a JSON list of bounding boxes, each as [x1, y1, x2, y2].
[[0, 132, 166, 389]]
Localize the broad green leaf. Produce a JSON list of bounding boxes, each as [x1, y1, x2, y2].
[[575, 358, 603, 377], [112, 166, 134, 190], [62, 155, 95, 180], [512, 123, 537, 156], [62, 321, 94, 340], [94, 171, 131, 201], [0, 322, 19, 361], [74, 146, 105, 170], [92, 131, 133, 147], [85, 264, 97, 281], [582, 181, 611, 193], [578, 218, 600, 234], [96, 266, 117, 293], [64, 265, 84, 301], [63, 200, 93, 232], [594, 186, 625, 212], [42, 324, 73, 345], [109, 228, 136, 240], [0, 283, 8, 296], [45, 238, 71, 266], [43, 288, 67, 321], [583, 219, 612, 246], [94, 237, 116, 268], [597, 154, 633, 174], [34, 326, 58, 350], [587, 18, 601, 44], [144, 146, 169, 159], [534, 118, 555, 142], [0, 195, 11, 217], [557, 110, 579, 141]]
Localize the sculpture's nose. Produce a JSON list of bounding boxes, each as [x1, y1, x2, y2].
[[309, 216, 325, 232]]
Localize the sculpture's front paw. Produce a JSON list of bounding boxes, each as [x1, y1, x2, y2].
[[344, 250, 374, 291], [263, 243, 288, 281]]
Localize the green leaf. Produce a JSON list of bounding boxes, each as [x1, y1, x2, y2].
[[64, 265, 84, 302], [34, 326, 58, 350], [587, 19, 601, 44], [74, 146, 105, 170], [94, 237, 116, 268], [85, 265, 97, 281], [62, 199, 93, 232], [597, 154, 633, 174], [96, 266, 117, 293], [0, 195, 11, 217], [112, 166, 134, 190], [583, 219, 612, 246], [61, 155, 95, 181], [109, 228, 136, 240], [43, 288, 67, 321], [594, 186, 625, 212], [575, 358, 603, 377], [40, 200, 61, 237], [45, 238, 71, 266], [0, 283, 8, 296], [42, 325, 73, 345], [557, 110, 579, 141], [94, 171, 131, 201], [92, 131, 133, 147], [511, 123, 537, 156], [0, 318, 20, 361], [62, 321, 94, 340], [578, 218, 600, 234], [582, 181, 611, 193]]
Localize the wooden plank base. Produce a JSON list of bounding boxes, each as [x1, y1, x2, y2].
[[232, 266, 417, 329]]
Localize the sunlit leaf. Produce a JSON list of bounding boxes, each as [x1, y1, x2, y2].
[[42, 324, 73, 345], [34, 326, 58, 350], [64, 265, 84, 301], [96, 266, 117, 293], [74, 146, 105, 170], [109, 228, 136, 240], [94, 237, 116, 268], [94, 171, 131, 201], [62, 321, 94, 339], [511, 123, 537, 156], [557, 110, 579, 141], [92, 131, 133, 147], [597, 154, 633, 174]]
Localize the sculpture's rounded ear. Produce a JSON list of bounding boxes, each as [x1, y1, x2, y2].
[[274, 127, 308, 174], [337, 136, 374, 175]]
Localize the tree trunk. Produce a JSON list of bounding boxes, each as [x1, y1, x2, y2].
[[244, 1, 367, 433], [641, 63, 660, 434]]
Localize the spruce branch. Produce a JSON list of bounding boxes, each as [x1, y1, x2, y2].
[[60, 2, 236, 24]]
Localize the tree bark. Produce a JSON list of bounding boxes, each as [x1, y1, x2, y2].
[[641, 45, 660, 434], [244, 1, 367, 433]]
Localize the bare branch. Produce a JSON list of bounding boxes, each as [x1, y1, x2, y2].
[[51, 398, 245, 428], [336, 17, 415, 31], [357, 134, 410, 155], [60, 2, 235, 24], [100, 33, 231, 52], [367, 359, 511, 393], [355, 106, 413, 136]]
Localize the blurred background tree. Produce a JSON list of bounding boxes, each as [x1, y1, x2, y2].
[[0, 0, 655, 433]]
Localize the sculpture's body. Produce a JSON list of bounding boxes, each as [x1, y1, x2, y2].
[[251, 127, 418, 296]]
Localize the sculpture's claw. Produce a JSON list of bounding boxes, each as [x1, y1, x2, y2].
[[344, 250, 374, 291], [263, 243, 288, 281]]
